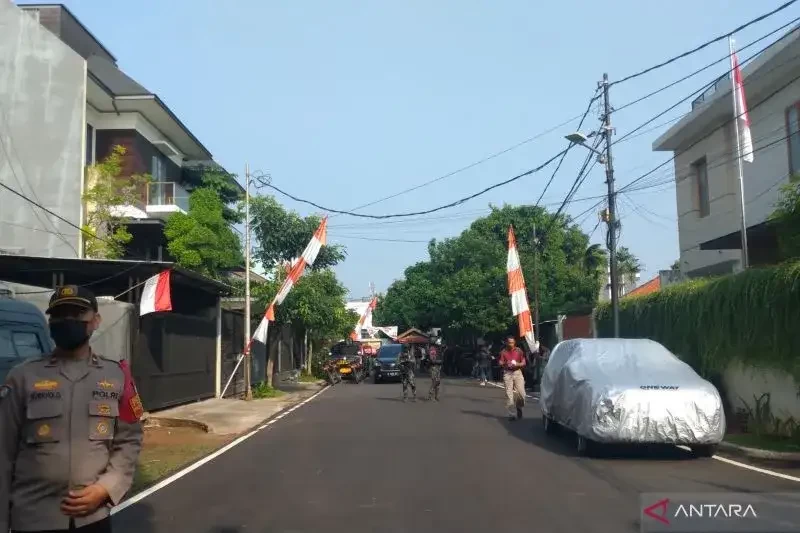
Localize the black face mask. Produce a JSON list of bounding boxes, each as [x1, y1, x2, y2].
[[49, 320, 92, 350]]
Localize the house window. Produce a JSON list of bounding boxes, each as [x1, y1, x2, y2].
[[785, 103, 800, 177], [85, 124, 94, 165], [151, 155, 166, 181], [693, 157, 710, 218]]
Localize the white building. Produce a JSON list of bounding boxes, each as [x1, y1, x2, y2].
[[1, 2, 240, 261], [653, 26, 800, 277]]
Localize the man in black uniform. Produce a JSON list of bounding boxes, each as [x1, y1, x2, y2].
[[427, 344, 443, 402], [398, 345, 416, 402]]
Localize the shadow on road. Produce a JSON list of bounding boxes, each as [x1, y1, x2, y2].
[[113, 501, 156, 533], [461, 407, 699, 462]]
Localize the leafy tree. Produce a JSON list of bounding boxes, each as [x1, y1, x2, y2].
[[197, 167, 244, 224], [374, 204, 601, 342], [252, 268, 358, 386], [616, 246, 643, 276], [82, 145, 150, 259], [671, 259, 681, 271], [164, 187, 244, 278], [583, 243, 608, 289], [769, 177, 800, 259], [250, 196, 345, 271]]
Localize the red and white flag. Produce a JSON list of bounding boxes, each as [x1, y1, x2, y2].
[[246, 217, 328, 352], [507, 226, 537, 352], [140, 270, 172, 316], [351, 297, 377, 340], [730, 39, 754, 163]]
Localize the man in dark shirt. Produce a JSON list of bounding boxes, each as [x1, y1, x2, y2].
[[427, 344, 443, 401], [497, 336, 527, 421]]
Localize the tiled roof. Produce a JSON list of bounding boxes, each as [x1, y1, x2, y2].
[[626, 276, 661, 297]]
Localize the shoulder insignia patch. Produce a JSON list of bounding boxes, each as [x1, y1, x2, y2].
[[129, 394, 144, 420]]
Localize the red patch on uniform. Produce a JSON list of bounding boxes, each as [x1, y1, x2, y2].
[[118, 360, 143, 423]]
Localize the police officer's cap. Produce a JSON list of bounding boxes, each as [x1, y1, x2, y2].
[[47, 285, 98, 314]]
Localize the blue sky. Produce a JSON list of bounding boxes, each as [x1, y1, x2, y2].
[[39, 0, 797, 297]]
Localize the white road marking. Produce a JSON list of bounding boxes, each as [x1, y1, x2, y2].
[[112, 385, 330, 514]]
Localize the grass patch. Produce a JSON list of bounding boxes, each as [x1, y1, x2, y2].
[[726, 433, 800, 453], [298, 372, 321, 383], [252, 382, 285, 399], [131, 443, 220, 494]]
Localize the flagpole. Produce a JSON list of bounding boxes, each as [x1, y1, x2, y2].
[[729, 37, 750, 270], [244, 163, 253, 400]]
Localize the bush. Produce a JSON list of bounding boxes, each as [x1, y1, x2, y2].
[[252, 382, 284, 399], [595, 261, 800, 382]]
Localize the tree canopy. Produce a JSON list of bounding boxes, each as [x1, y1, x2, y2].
[[250, 196, 345, 271], [164, 187, 244, 278], [769, 177, 800, 260], [373, 204, 620, 341]]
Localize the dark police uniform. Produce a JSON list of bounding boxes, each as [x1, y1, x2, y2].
[[0, 287, 143, 532]]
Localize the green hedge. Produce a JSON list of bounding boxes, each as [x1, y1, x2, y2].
[[595, 261, 800, 382]]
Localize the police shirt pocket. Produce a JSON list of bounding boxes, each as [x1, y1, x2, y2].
[[88, 400, 118, 441], [25, 401, 63, 444]]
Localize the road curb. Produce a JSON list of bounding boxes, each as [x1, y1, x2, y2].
[[143, 416, 211, 433], [719, 440, 800, 467]]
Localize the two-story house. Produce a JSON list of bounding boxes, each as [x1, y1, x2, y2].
[[1, 1, 241, 261], [653, 25, 800, 277]]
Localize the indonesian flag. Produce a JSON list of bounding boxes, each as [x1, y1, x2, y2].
[[140, 270, 172, 316], [730, 40, 754, 163], [245, 217, 328, 353], [507, 226, 537, 352], [350, 297, 377, 340]]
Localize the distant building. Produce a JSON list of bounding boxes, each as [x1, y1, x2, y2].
[[653, 24, 800, 277]]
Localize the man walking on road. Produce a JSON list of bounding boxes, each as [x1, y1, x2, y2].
[[427, 344, 442, 401], [498, 335, 527, 421], [0, 286, 144, 533], [477, 343, 491, 386], [398, 345, 417, 402]]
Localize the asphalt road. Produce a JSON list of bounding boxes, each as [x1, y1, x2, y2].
[[113, 377, 800, 533]]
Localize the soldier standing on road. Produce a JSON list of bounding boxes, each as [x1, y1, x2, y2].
[[398, 345, 417, 402], [0, 286, 144, 533], [427, 344, 443, 402], [498, 335, 528, 421]]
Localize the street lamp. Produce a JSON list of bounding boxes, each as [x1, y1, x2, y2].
[[565, 130, 620, 338]]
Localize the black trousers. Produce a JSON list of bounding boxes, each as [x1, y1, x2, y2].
[[13, 517, 112, 533]]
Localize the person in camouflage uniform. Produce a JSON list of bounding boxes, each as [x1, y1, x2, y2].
[[427, 343, 443, 401], [398, 345, 416, 402]]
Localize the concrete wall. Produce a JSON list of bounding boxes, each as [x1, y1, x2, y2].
[[0, 0, 86, 258], [723, 361, 800, 421], [675, 76, 800, 275]]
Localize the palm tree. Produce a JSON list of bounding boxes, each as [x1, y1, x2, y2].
[[583, 244, 608, 290]]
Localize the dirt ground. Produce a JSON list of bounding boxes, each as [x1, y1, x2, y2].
[[131, 426, 234, 494]]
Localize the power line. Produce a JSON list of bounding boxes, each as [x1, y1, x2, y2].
[[0, 180, 117, 250], [263, 148, 569, 219], [619, 64, 800, 193], [337, 103, 600, 216], [534, 89, 600, 207], [615, 35, 800, 147], [611, 0, 799, 86], [613, 15, 800, 114]]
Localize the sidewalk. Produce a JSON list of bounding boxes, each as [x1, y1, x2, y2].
[[145, 382, 325, 435]]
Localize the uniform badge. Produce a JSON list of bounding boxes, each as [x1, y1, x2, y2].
[[60, 287, 75, 296], [97, 380, 115, 390], [96, 421, 109, 435], [33, 380, 59, 391], [97, 403, 112, 416], [37, 424, 51, 437]]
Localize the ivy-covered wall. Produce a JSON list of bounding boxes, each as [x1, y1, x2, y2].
[[595, 261, 800, 383]]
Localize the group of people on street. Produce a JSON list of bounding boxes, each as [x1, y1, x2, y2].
[[397, 343, 442, 402], [1, 286, 143, 533]]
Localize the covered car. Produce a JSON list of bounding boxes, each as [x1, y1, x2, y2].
[[539, 338, 725, 457]]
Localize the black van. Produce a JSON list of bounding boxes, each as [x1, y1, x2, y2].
[[0, 299, 54, 383]]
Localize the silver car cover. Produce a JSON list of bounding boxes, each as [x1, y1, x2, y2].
[[539, 338, 725, 444]]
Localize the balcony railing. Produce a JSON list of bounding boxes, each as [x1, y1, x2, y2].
[[691, 73, 729, 110], [146, 181, 189, 212]]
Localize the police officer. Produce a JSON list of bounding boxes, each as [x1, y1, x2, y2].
[[398, 345, 416, 402], [0, 286, 144, 533]]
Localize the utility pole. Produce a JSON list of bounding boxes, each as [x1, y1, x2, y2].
[[244, 163, 253, 400], [601, 73, 621, 338], [532, 223, 540, 339]]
